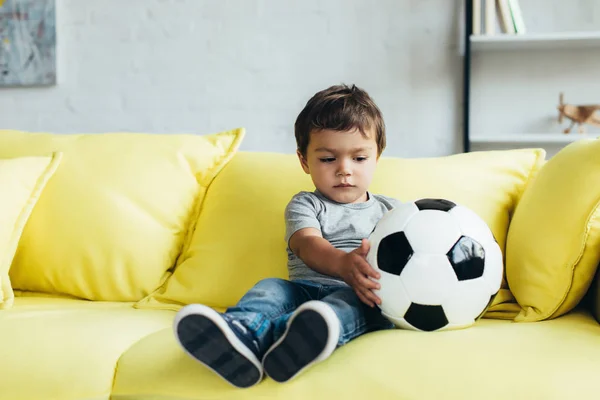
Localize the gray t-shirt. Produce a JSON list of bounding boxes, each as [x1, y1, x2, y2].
[[284, 190, 400, 285]]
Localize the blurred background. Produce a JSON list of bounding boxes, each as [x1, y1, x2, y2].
[[1, 0, 599, 158]]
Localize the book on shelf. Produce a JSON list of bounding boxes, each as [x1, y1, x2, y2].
[[472, 0, 526, 36], [508, 0, 526, 34]]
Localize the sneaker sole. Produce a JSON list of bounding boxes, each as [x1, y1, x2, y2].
[[262, 301, 340, 383], [173, 304, 263, 388]]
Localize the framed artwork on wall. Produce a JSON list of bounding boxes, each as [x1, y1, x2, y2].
[[0, 0, 56, 87]]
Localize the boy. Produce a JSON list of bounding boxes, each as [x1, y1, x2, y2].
[[173, 84, 399, 388]]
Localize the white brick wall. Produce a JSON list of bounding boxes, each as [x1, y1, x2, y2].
[[1, 0, 466, 157], [1, 0, 597, 157]]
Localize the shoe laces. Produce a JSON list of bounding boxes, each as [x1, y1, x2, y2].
[[226, 316, 260, 354]]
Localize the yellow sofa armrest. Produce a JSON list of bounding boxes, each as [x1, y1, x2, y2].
[[506, 138, 600, 322]]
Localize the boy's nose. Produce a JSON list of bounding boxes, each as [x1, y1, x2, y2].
[[336, 161, 352, 176]]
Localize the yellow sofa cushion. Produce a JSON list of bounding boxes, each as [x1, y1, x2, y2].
[[0, 153, 62, 310], [137, 148, 545, 316], [111, 309, 599, 400], [0, 128, 243, 302], [0, 296, 173, 400], [506, 138, 600, 321]]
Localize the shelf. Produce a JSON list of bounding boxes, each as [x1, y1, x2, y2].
[[470, 31, 600, 52], [471, 133, 600, 144]]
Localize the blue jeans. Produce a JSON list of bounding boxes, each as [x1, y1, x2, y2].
[[224, 278, 395, 356]]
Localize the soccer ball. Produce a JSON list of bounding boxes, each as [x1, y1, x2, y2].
[[366, 198, 503, 332]]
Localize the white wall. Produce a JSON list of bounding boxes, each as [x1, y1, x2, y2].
[[0, 0, 463, 157], [1, 0, 598, 158]]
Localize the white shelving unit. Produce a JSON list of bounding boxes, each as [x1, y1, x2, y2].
[[471, 133, 600, 144], [471, 31, 600, 52], [466, 30, 600, 150]]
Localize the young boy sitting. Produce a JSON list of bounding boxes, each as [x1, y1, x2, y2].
[[173, 84, 400, 388]]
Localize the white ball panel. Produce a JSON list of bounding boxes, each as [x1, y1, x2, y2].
[[377, 202, 420, 235], [404, 210, 462, 254], [366, 227, 386, 273], [441, 321, 476, 331], [375, 272, 411, 321], [399, 254, 459, 305], [365, 202, 419, 272], [443, 278, 493, 325], [365, 238, 380, 272], [482, 240, 504, 294], [390, 317, 419, 331], [449, 205, 495, 245]]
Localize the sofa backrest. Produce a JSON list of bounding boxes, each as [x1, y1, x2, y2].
[[0, 129, 243, 303], [141, 148, 546, 310], [0, 129, 546, 308]]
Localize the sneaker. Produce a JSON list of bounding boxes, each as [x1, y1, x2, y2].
[[262, 300, 340, 383], [173, 304, 263, 388]]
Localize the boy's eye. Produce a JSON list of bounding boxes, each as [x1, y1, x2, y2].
[[355, 157, 368, 162], [319, 158, 336, 163]]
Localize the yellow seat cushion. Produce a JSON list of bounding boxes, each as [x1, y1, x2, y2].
[[111, 309, 600, 400], [0, 153, 62, 310], [0, 296, 174, 400], [0, 128, 243, 302], [506, 138, 600, 321], [137, 148, 545, 318]]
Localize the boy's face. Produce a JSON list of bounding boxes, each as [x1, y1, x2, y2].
[[298, 128, 379, 204]]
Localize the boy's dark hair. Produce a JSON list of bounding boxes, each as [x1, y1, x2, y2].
[[294, 84, 386, 157]]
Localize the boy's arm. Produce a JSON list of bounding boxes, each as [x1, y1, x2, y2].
[[289, 228, 346, 277], [289, 228, 382, 307]]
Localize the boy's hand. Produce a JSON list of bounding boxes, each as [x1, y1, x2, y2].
[[338, 239, 382, 308]]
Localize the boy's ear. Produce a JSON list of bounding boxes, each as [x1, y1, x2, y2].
[[296, 150, 310, 174]]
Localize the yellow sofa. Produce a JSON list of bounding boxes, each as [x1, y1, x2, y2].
[[1, 129, 599, 400]]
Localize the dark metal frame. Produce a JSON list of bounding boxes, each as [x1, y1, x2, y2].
[[463, 0, 473, 153]]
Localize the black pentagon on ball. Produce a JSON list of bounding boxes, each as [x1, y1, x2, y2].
[[415, 198, 457, 212], [377, 232, 413, 276], [404, 303, 449, 331], [447, 236, 485, 281]]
